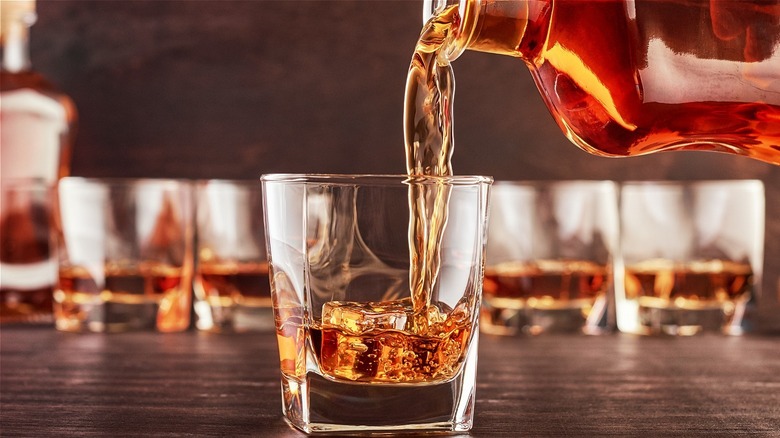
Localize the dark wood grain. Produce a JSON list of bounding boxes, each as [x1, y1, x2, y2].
[[1, 327, 778, 437]]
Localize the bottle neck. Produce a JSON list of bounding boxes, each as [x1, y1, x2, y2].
[[2, 22, 32, 73], [425, 0, 547, 61], [423, 0, 482, 62]]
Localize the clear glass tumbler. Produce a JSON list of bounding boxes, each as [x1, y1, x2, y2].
[[0, 179, 57, 324], [55, 178, 194, 333], [483, 181, 619, 335], [194, 179, 272, 332], [618, 180, 765, 336], [262, 174, 491, 433]]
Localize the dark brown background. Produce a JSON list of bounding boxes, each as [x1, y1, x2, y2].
[[30, 0, 779, 329]]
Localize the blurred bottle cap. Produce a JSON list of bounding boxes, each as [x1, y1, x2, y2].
[[1, 0, 37, 36]]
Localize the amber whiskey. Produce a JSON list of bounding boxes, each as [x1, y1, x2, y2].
[[196, 261, 271, 307], [0, 185, 55, 323], [308, 299, 472, 384], [55, 262, 190, 332], [412, 0, 780, 165], [0, 285, 53, 323], [404, 5, 460, 335], [484, 260, 609, 309], [624, 259, 753, 310], [480, 260, 610, 335], [194, 260, 273, 332]]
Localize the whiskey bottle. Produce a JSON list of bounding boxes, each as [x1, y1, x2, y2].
[[420, 0, 780, 164], [1, 0, 77, 323]]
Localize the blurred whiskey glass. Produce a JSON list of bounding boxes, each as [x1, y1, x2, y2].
[[483, 181, 619, 335], [618, 180, 764, 336], [0, 179, 57, 324], [194, 179, 272, 333], [55, 178, 193, 333]]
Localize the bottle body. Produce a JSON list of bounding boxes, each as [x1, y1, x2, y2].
[[0, 0, 77, 323], [438, 0, 780, 164]]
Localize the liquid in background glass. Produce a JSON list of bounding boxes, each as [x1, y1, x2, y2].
[[625, 259, 753, 310], [193, 180, 273, 333], [0, 0, 77, 324], [56, 262, 189, 333], [482, 260, 610, 334], [197, 261, 271, 308], [195, 261, 272, 332]]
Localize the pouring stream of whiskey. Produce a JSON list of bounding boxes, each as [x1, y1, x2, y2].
[[404, 6, 459, 331]]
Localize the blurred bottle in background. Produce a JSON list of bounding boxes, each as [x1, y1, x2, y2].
[[1, 0, 77, 324]]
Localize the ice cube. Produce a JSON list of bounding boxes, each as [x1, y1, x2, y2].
[[322, 298, 412, 334]]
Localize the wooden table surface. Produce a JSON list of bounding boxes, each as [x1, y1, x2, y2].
[[1, 327, 778, 437]]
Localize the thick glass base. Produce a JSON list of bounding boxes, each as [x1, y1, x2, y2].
[[194, 302, 274, 333], [639, 306, 741, 336], [54, 293, 190, 333], [480, 297, 607, 335], [280, 336, 478, 434]]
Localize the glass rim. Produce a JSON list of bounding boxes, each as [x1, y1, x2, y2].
[[619, 178, 763, 186], [59, 177, 191, 189], [620, 179, 764, 190], [493, 180, 616, 187], [194, 178, 263, 189], [0, 177, 54, 190], [261, 173, 493, 186]]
